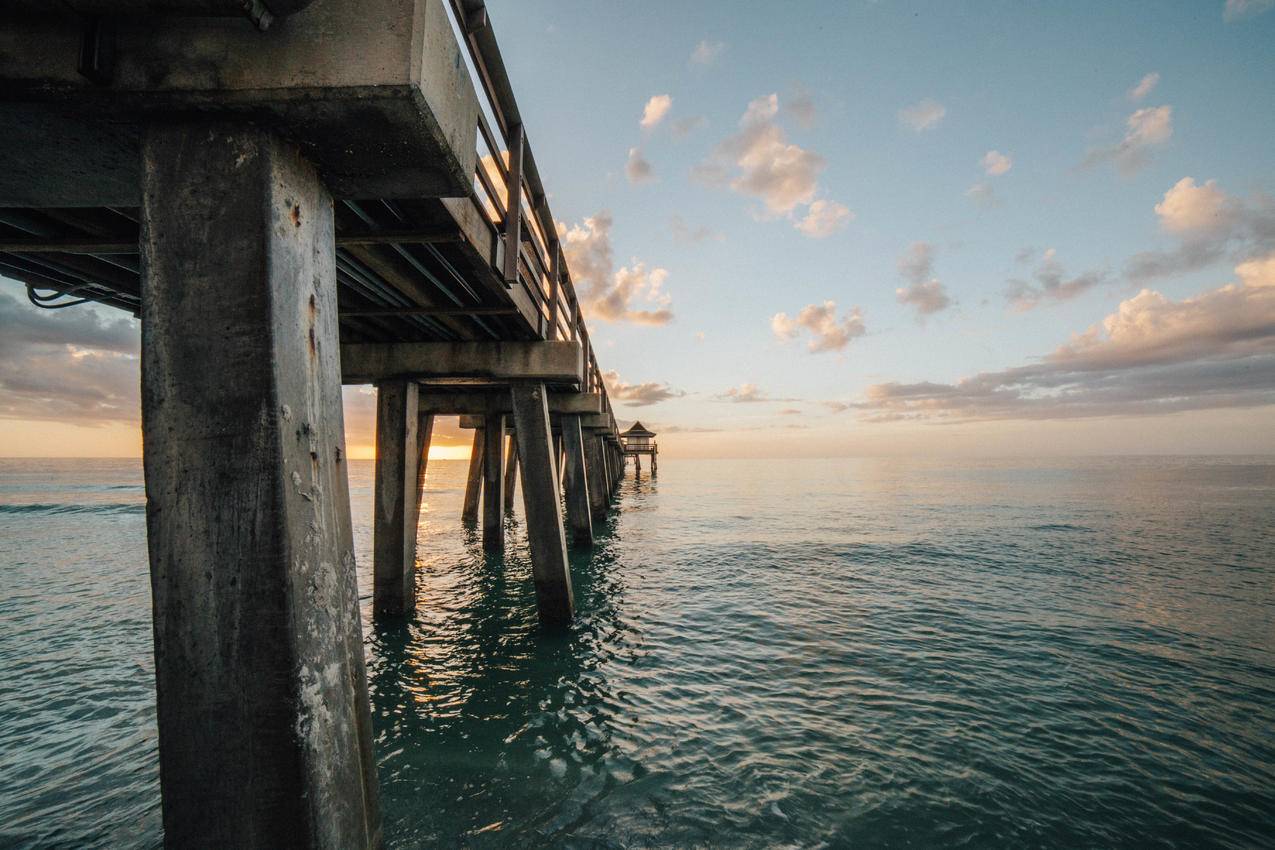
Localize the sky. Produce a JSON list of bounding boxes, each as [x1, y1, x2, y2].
[[2, 0, 1274, 458]]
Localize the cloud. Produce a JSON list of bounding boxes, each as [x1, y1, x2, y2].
[[1125, 177, 1275, 283], [858, 256, 1275, 422], [898, 98, 946, 132], [783, 89, 817, 129], [1127, 72, 1161, 102], [697, 94, 852, 237], [559, 211, 674, 325], [1006, 248, 1107, 311], [669, 216, 722, 244], [981, 150, 1013, 176], [1082, 105, 1173, 175], [966, 182, 1001, 209], [715, 383, 796, 403], [795, 200, 853, 238], [671, 115, 707, 138], [0, 292, 141, 425], [690, 39, 725, 65], [894, 242, 953, 318], [640, 95, 672, 130], [772, 300, 867, 352], [777, 408, 802, 416], [625, 147, 654, 184], [602, 370, 684, 406], [822, 401, 851, 413], [1223, 0, 1274, 21]]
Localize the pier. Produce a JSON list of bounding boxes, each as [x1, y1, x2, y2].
[[0, 1, 626, 846]]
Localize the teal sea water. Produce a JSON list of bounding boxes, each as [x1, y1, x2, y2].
[[1, 456, 1274, 848]]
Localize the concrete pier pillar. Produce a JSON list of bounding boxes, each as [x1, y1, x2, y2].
[[415, 411, 434, 520], [482, 413, 505, 551], [560, 415, 593, 545], [511, 383, 574, 624], [634, 454, 642, 476], [140, 123, 380, 848], [503, 437, 519, 513], [584, 432, 608, 521], [462, 428, 483, 524], [373, 379, 420, 615]]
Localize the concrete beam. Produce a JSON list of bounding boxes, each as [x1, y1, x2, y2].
[[418, 390, 603, 416], [139, 123, 379, 848], [341, 341, 583, 385], [0, 0, 479, 205]]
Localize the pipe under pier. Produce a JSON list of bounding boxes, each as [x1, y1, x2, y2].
[[0, 1, 628, 846]]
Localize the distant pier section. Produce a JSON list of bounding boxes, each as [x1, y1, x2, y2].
[[621, 421, 658, 475], [0, 2, 628, 846]]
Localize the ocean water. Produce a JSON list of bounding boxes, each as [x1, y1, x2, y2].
[[1, 456, 1274, 848]]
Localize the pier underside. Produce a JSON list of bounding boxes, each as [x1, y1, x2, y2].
[[1, 0, 627, 846]]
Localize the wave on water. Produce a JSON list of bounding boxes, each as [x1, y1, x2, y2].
[[0, 502, 144, 516]]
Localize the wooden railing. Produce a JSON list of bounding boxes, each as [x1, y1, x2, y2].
[[446, 0, 612, 423]]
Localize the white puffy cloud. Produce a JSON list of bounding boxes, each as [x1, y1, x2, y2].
[[1224, 0, 1274, 21], [859, 255, 1275, 421], [1127, 72, 1161, 102], [795, 200, 853, 238], [1006, 248, 1107, 311], [894, 242, 953, 318], [981, 150, 1013, 176], [1083, 105, 1173, 175], [602, 370, 683, 406], [1126, 177, 1275, 282], [1154, 177, 1235, 236], [696, 94, 852, 237], [625, 147, 654, 184], [559, 211, 674, 325], [690, 39, 725, 65], [772, 300, 867, 353], [898, 98, 946, 132], [640, 94, 672, 130], [669, 216, 722, 244]]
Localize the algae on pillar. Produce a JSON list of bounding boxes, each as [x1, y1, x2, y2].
[[140, 123, 380, 849]]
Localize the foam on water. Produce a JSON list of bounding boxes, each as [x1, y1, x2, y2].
[[2, 457, 1274, 847]]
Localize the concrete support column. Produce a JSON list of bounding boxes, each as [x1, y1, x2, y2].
[[140, 123, 380, 849], [482, 413, 505, 551], [584, 432, 608, 521], [503, 437, 519, 513], [560, 415, 593, 545], [373, 380, 419, 616], [461, 428, 483, 524], [415, 411, 434, 516], [634, 453, 642, 476], [511, 383, 574, 624]]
